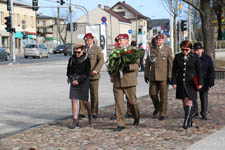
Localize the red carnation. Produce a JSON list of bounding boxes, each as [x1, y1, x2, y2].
[[126, 50, 130, 54], [120, 52, 124, 56], [130, 50, 134, 53]]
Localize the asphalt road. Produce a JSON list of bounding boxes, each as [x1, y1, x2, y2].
[[0, 57, 149, 137]]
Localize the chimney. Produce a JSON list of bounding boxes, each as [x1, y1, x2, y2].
[[98, 4, 101, 8], [104, 6, 109, 10]]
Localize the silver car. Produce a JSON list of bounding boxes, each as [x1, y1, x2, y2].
[[0, 47, 10, 61], [24, 44, 49, 58]]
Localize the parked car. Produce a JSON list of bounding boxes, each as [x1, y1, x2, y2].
[[24, 44, 49, 58], [0, 47, 10, 61], [53, 45, 65, 54], [63, 43, 73, 56]]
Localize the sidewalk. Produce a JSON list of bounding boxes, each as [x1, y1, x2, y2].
[[0, 80, 225, 150]]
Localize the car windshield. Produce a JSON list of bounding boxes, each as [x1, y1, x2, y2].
[[25, 44, 37, 48], [65, 44, 72, 48], [56, 45, 64, 49]]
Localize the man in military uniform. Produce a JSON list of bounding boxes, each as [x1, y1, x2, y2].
[[110, 34, 140, 131], [79, 33, 104, 119], [144, 34, 173, 120]]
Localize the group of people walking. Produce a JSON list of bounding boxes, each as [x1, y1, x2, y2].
[[66, 32, 214, 131]]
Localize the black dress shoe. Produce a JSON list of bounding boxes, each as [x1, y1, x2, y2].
[[133, 118, 140, 126], [110, 114, 116, 120], [192, 112, 199, 118], [124, 113, 132, 118], [114, 126, 125, 131], [158, 116, 165, 120], [92, 115, 97, 119], [152, 110, 159, 116], [201, 115, 208, 120], [78, 114, 85, 120]]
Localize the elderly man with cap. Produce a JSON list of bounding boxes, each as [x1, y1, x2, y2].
[[144, 33, 173, 120], [79, 33, 104, 119], [193, 42, 214, 120], [109, 33, 140, 131]]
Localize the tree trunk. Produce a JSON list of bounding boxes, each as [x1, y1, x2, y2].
[[200, 0, 215, 59], [215, 5, 222, 40]]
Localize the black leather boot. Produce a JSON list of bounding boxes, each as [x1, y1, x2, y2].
[[88, 115, 92, 125], [69, 119, 78, 129], [183, 106, 192, 129]]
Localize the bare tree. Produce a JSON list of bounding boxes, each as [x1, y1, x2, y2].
[[161, 0, 181, 54], [182, 0, 215, 59]]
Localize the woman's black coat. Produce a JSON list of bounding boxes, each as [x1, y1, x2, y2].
[[66, 53, 91, 84], [172, 52, 203, 100]]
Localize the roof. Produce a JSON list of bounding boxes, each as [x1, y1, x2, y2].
[[0, 0, 31, 7], [148, 19, 170, 29], [111, 1, 149, 20], [36, 14, 65, 20], [103, 8, 131, 23]]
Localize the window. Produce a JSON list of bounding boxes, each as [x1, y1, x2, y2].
[[118, 6, 123, 9], [31, 16, 34, 28], [117, 11, 125, 16], [17, 14, 20, 26], [0, 12, 3, 25], [42, 20, 46, 26], [2, 37, 9, 47]]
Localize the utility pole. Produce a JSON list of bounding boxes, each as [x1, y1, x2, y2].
[[69, 0, 73, 55], [170, 0, 174, 54], [188, 0, 192, 41], [9, 0, 16, 64], [57, 5, 60, 44]]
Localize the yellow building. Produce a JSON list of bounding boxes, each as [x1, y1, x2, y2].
[[0, 0, 36, 54]]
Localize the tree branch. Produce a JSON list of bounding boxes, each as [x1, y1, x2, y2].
[[182, 0, 205, 16]]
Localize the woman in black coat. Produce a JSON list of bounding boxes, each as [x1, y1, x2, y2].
[[67, 44, 91, 129], [172, 40, 203, 129]]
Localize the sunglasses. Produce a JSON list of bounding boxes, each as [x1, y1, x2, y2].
[[181, 48, 190, 52], [74, 51, 82, 54]]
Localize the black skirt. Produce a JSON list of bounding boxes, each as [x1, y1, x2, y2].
[[69, 79, 89, 100]]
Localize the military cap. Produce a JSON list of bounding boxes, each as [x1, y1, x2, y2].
[[116, 34, 129, 40], [83, 33, 94, 40], [155, 34, 164, 39]]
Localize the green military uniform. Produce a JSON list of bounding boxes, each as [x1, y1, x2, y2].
[[144, 45, 173, 117], [80, 44, 104, 116], [112, 61, 140, 127]]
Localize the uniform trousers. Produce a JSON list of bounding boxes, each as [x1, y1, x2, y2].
[[113, 86, 140, 127], [149, 80, 168, 117], [80, 79, 99, 116]]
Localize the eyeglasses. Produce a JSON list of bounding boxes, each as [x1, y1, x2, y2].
[[74, 51, 82, 54], [181, 48, 190, 52]]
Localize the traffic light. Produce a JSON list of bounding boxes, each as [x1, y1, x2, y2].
[[5, 16, 12, 32], [32, 0, 39, 11], [181, 20, 187, 31], [7, 0, 11, 11], [60, 0, 65, 5]]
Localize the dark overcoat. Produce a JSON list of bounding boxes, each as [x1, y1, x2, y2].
[[198, 53, 214, 92], [172, 52, 203, 100]]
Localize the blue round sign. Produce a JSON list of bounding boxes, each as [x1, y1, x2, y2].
[[101, 16, 107, 23], [128, 29, 132, 34]]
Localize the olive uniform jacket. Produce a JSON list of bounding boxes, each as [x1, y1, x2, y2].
[[111, 46, 139, 88], [144, 45, 173, 81], [87, 44, 104, 80]]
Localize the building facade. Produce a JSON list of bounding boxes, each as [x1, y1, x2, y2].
[[0, 0, 36, 54]]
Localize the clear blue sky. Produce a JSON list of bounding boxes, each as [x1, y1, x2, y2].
[[22, 0, 171, 19]]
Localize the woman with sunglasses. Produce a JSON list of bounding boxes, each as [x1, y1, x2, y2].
[[67, 44, 91, 129], [172, 40, 203, 129]]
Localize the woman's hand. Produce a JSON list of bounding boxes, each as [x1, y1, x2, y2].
[[173, 85, 177, 89], [72, 80, 79, 85], [198, 85, 202, 89]]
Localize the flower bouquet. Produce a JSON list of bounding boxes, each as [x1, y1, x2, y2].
[[106, 47, 140, 75]]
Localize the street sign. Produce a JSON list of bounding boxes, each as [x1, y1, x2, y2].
[[128, 29, 132, 34], [101, 16, 107, 23]]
